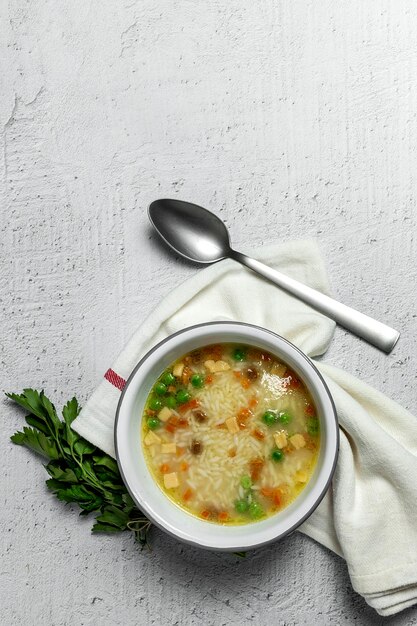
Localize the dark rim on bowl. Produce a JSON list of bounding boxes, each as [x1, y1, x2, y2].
[[114, 321, 339, 551]]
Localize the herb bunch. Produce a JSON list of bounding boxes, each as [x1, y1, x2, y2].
[[8, 389, 151, 545]]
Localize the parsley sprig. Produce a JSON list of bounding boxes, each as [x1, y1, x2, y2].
[[8, 389, 151, 545]]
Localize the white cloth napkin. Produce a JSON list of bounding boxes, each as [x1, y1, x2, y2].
[[73, 240, 417, 617]]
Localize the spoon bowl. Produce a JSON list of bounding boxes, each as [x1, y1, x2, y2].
[[149, 199, 230, 263]]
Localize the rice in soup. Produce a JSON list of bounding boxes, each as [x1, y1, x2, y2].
[[141, 343, 320, 524]]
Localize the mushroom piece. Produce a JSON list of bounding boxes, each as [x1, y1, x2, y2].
[[190, 439, 203, 455], [245, 366, 258, 380], [192, 409, 207, 423]]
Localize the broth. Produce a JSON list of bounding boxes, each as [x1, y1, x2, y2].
[[141, 343, 320, 524]]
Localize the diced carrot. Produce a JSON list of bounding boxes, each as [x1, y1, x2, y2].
[[248, 396, 258, 409], [241, 378, 251, 389], [183, 488, 193, 501], [205, 375, 213, 384], [305, 403, 315, 416], [273, 488, 282, 506], [201, 509, 211, 519], [160, 463, 170, 473], [165, 416, 179, 433], [303, 434, 317, 451], [218, 511, 228, 522], [180, 461, 189, 471], [177, 417, 188, 428], [251, 428, 265, 441], [216, 422, 227, 429], [233, 371, 242, 379], [237, 408, 250, 429], [249, 458, 264, 481], [238, 408, 251, 420], [178, 398, 199, 413], [176, 446, 185, 457], [261, 487, 274, 498]]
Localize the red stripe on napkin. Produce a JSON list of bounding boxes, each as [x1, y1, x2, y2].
[[104, 368, 126, 391]]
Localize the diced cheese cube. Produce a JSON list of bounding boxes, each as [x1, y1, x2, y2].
[[144, 430, 161, 446], [163, 472, 179, 489], [214, 360, 231, 372], [173, 362, 185, 377], [295, 470, 308, 483], [204, 359, 231, 373], [161, 443, 177, 454], [225, 416, 239, 434], [274, 431, 287, 449], [158, 406, 173, 422], [289, 434, 306, 450]]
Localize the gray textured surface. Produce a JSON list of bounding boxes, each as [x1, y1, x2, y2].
[[1, 1, 417, 624]]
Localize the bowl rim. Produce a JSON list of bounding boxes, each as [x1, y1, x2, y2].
[[114, 321, 339, 551]]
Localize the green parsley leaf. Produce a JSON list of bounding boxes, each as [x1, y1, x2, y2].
[[8, 389, 152, 546], [11, 426, 60, 460]]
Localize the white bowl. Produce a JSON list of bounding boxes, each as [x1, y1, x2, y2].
[[115, 322, 338, 551]]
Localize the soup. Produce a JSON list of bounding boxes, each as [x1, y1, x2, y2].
[[141, 343, 320, 524]]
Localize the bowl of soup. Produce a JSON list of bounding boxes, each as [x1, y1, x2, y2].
[[115, 322, 338, 551]]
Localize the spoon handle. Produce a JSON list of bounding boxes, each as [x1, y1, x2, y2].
[[230, 250, 400, 353]]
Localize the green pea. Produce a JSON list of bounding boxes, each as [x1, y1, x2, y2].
[[149, 397, 162, 411], [155, 382, 167, 396], [232, 347, 246, 361], [165, 396, 177, 409], [307, 417, 320, 436], [162, 372, 175, 386], [262, 410, 278, 426], [248, 501, 264, 519], [234, 499, 249, 514], [147, 417, 161, 430], [176, 389, 190, 405], [278, 411, 292, 425], [240, 475, 252, 490], [190, 374, 204, 388], [271, 448, 284, 462]]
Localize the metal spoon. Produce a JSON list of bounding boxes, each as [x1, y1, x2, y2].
[[148, 198, 400, 353]]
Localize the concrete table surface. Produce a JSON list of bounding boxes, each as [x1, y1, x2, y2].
[[1, 1, 417, 624]]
